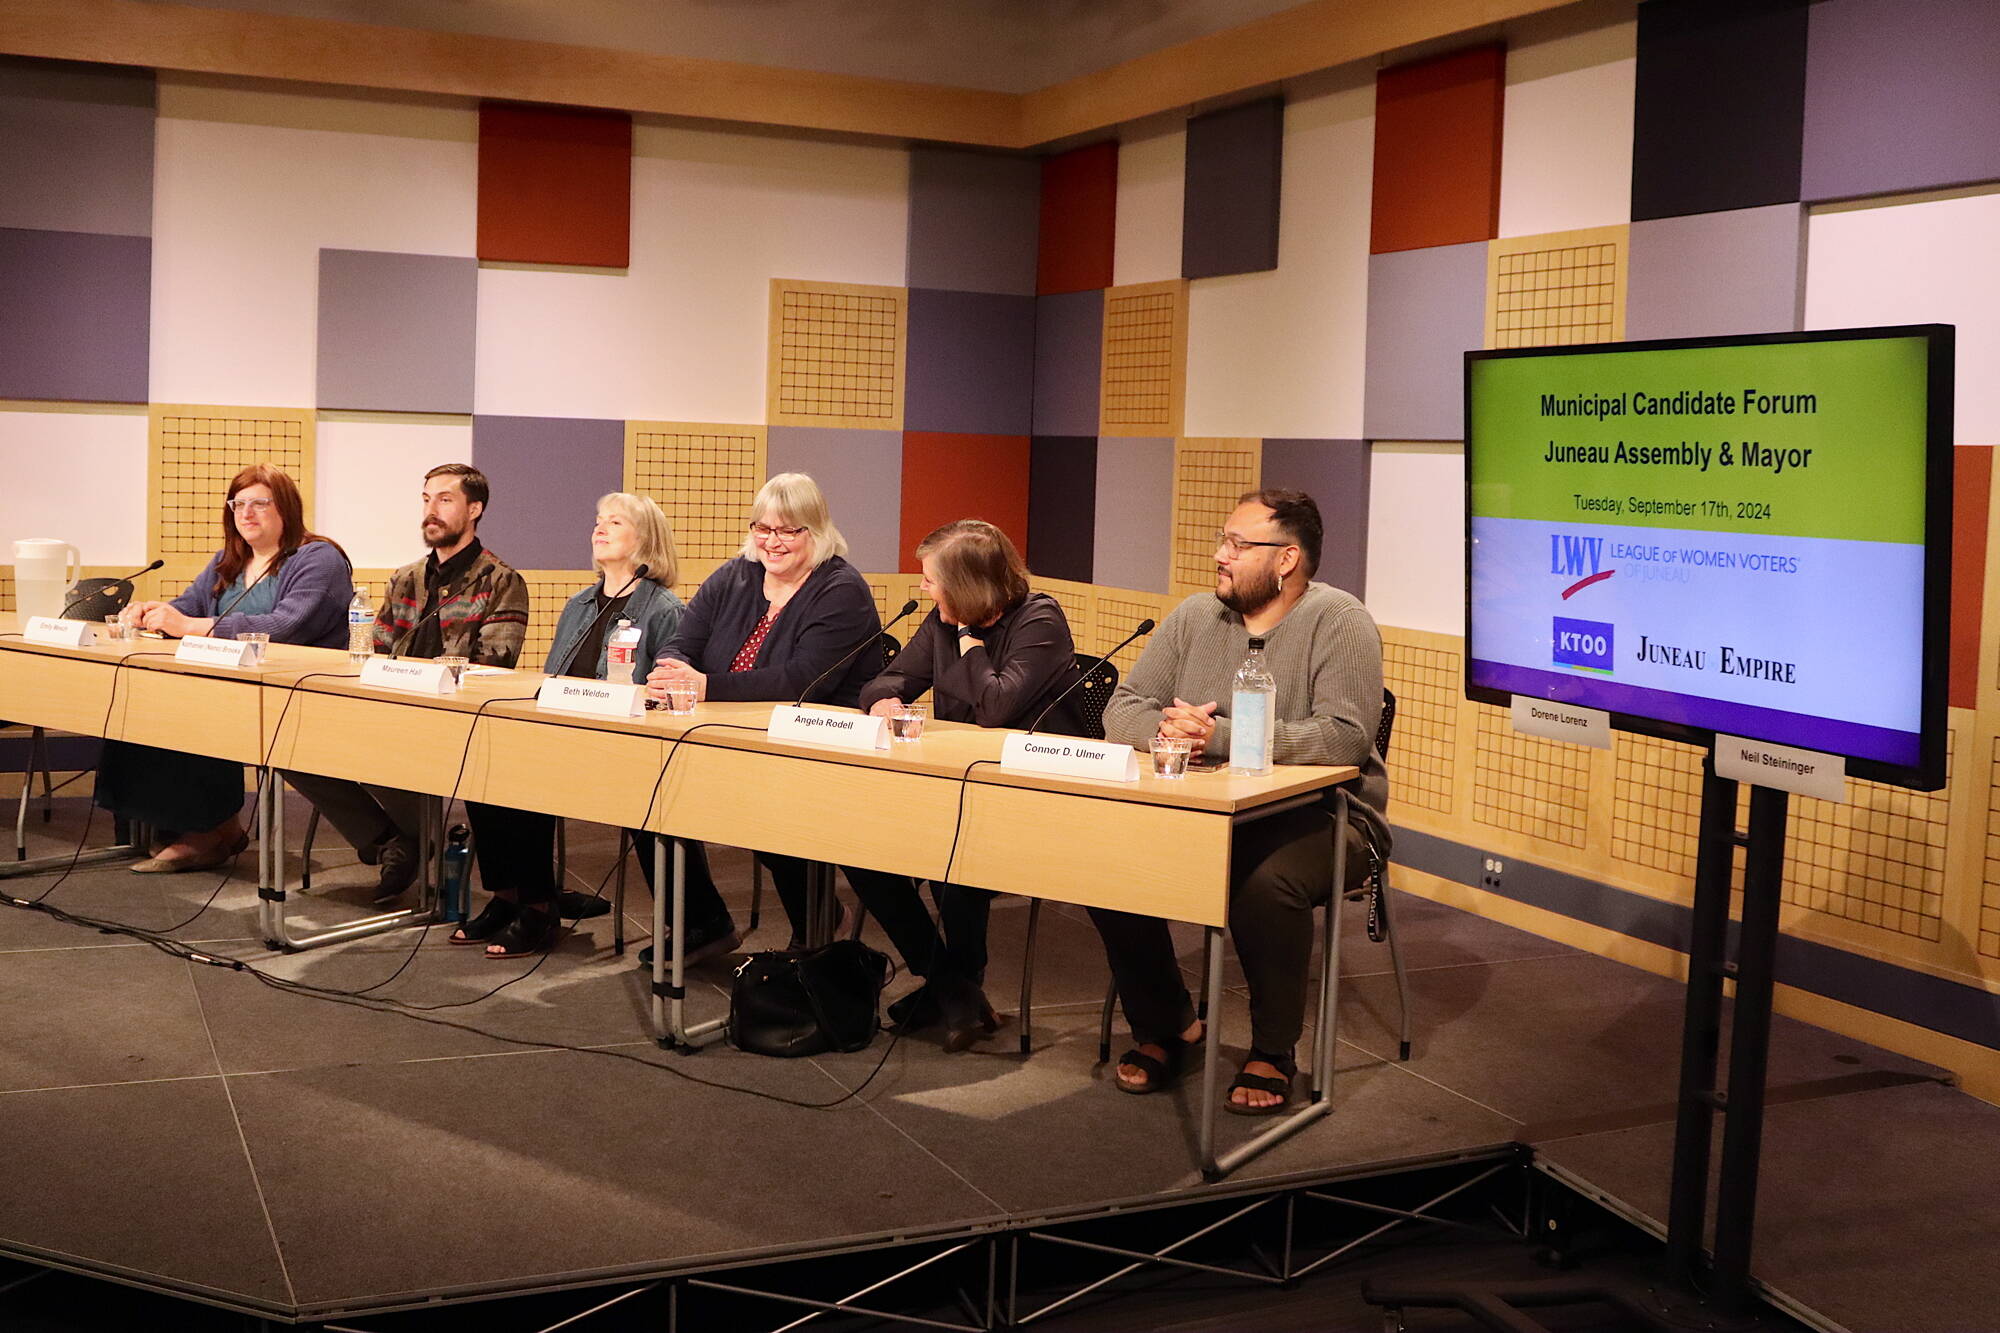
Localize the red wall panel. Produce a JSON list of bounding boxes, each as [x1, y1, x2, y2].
[[478, 103, 633, 268], [1951, 444, 1991, 711], [900, 433, 1032, 574], [1370, 45, 1505, 255], [1037, 141, 1117, 295]]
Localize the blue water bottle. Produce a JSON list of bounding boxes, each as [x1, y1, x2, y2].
[[440, 824, 471, 923]]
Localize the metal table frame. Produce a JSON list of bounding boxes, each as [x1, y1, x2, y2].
[[255, 773, 445, 951]]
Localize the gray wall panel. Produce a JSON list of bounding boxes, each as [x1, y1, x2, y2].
[[470, 415, 624, 572], [1032, 288, 1103, 437], [1091, 436, 1173, 593], [1362, 241, 1487, 442], [1626, 205, 1805, 342], [0, 226, 150, 404], [905, 287, 1036, 436], [906, 147, 1040, 297], [1259, 438, 1368, 597], [764, 426, 904, 573], [318, 250, 478, 415], [0, 57, 154, 238], [1182, 97, 1283, 280]]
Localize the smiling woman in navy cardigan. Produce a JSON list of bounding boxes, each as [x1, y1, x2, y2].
[[642, 473, 881, 960]]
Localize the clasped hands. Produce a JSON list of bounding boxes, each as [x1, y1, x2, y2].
[[120, 601, 212, 638], [644, 657, 708, 703], [1159, 698, 1218, 754]]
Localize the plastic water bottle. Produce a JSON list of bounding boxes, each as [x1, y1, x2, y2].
[[347, 586, 373, 663], [607, 618, 641, 684], [439, 824, 471, 922], [1229, 636, 1276, 776]]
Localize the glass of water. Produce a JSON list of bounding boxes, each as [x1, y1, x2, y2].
[[665, 681, 698, 715], [240, 632, 271, 665], [1149, 735, 1194, 778], [890, 702, 929, 742]]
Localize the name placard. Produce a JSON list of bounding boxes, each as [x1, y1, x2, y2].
[[1510, 696, 1611, 749], [1715, 735, 1846, 803], [23, 616, 94, 648], [358, 656, 455, 695], [768, 705, 890, 751], [1001, 732, 1140, 782], [535, 677, 645, 717], [174, 635, 256, 668]]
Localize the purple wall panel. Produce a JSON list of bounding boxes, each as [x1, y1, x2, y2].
[[1260, 439, 1369, 596], [1028, 436, 1096, 582], [0, 226, 149, 404], [905, 287, 1036, 436], [1362, 241, 1486, 442], [1032, 288, 1103, 438], [1183, 96, 1284, 279], [907, 147, 1040, 297], [764, 426, 903, 573], [469, 415, 624, 570], [0, 57, 154, 238], [1092, 436, 1173, 593], [318, 250, 478, 415], [1803, 0, 2000, 202], [1627, 205, 1805, 341]]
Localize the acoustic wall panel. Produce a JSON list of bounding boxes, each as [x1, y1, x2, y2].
[[763, 426, 902, 573], [904, 288, 1035, 436], [0, 57, 154, 238], [1496, 14, 1636, 238], [1950, 445, 1991, 711], [1626, 205, 1803, 342], [316, 250, 477, 415], [1170, 437, 1261, 599], [1027, 436, 1095, 584], [768, 279, 907, 430], [625, 422, 766, 568], [1485, 224, 1628, 349], [477, 103, 632, 269], [149, 406, 314, 575], [1038, 142, 1117, 296], [0, 227, 149, 405], [1182, 97, 1283, 280], [906, 147, 1038, 297], [1259, 438, 1368, 596], [0, 406, 148, 568], [1361, 240, 1486, 442], [1113, 120, 1186, 288], [1184, 73, 1373, 440], [1099, 280, 1187, 438], [1091, 437, 1173, 595], [1370, 45, 1505, 255], [315, 416, 473, 572], [1033, 288, 1103, 438], [1803, 0, 2000, 204], [519, 569, 598, 670], [1631, 0, 1810, 222], [469, 415, 623, 572], [899, 433, 1030, 575], [1364, 443, 1464, 635]]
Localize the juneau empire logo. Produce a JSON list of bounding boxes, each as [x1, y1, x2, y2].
[[1553, 617, 1615, 674]]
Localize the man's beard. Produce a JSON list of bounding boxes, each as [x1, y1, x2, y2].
[[423, 519, 466, 550], [1217, 564, 1280, 615]]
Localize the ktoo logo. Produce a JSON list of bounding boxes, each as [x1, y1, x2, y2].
[[1552, 617, 1614, 674]]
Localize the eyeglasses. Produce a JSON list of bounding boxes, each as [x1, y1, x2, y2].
[[750, 523, 809, 543], [1214, 531, 1290, 556], [227, 497, 275, 514]]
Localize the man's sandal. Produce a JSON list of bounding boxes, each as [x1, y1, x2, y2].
[[1224, 1049, 1298, 1116], [1114, 1038, 1189, 1095]]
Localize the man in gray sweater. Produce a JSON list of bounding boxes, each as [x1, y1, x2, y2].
[[1095, 488, 1389, 1114]]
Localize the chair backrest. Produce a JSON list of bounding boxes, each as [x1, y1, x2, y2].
[[878, 633, 900, 672], [1375, 686, 1397, 760], [1071, 653, 1120, 740]]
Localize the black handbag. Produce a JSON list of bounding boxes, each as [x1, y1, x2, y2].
[[728, 939, 892, 1057]]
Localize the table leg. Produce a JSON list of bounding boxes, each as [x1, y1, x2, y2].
[[660, 837, 727, 1050], [259, 776, 437, 951], [1197, 924, 1226, 1172]]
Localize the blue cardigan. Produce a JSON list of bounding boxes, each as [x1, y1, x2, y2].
[[664, 555, 881, 707], [544, 577, 685, 679], [169, 539, 352, 649]]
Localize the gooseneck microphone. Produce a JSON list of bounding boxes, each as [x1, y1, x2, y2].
[[58, 559, 164, 620], [548, 565, 650, 680], [794, 599, 920, 706], [1025, 618, 1155, 735]]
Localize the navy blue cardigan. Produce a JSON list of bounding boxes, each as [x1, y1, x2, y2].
[[169, 538, 352, 649], [664, 555, 881, 707]]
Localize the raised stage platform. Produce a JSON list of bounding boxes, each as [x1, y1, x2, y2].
[[0, 797, 1993, 1330]]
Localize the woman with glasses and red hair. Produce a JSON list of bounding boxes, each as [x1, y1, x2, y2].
[[99, 463, 351, 872]]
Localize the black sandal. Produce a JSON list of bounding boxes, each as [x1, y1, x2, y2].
[[1225, 1048, 1298, 1116], [483, 909, 560, 959], [450, 897, 516, 945], [1115, 1037, 1190, 1095]]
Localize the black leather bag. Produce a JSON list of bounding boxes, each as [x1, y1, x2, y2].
[[728, 939, 892, 1057]]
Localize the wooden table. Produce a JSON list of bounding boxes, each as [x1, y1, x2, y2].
[[0, 623, 1357, 1177]]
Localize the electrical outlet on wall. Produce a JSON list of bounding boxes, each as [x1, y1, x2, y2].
[[1481, 856, 1505, 891]]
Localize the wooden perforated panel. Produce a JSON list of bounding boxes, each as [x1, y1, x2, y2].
[[1381, 633, 1459, 817], [1611, 732, 1706, 884], [1471, 704, 1590, 848], [673, 558, 724, 607], [1099, 280, 1187, 438], [1094, 588, 1173, 679], [1780, 733, 1954, 943], [1485, 225, 1628, 349], [520, 570, 593, 672], [148, 406, 314, 567], [768, 280, 907, 430], [625, 421, 766, 567], [1170, 438, 1260, 597], [1983, 732, 2000, 960], [1029, 575, 1096, 655]]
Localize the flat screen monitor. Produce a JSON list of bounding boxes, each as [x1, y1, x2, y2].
[[1464, 325, 1952, 792]]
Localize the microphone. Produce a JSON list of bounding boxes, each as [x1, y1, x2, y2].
[[794, 599, 919, 706], [548, 565, 650, 679], [59, 559, 164, 620], [1025, 618, 1155, 735]]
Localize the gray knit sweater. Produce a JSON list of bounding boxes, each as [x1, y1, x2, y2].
[[1103, 583, 1390, 855]]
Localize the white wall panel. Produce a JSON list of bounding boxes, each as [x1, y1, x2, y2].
[[315, 416, 472, 570], [1805, 187, 2000, 444], [149, 78, 477, 410], [474, 122, 909, 423], [0, 407, 149, 566], [1497, 9, 1636, 239], [1182, 70, 1373, 440], [1113, 116, 1186, 288], [1365, 442, 1464, 635]]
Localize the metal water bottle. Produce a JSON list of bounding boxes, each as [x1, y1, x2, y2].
[[607, 618, 641, 685], [439, 824, 472, 923], [1229, 636, 1276, 777]]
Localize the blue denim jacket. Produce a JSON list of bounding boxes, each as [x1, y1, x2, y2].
[[543, 577, 685, 680]]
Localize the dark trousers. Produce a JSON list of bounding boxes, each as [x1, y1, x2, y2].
[[463, 802, 559, 907], [284, 771, 424, 860], [94, 741, 244, 834], [1089, 806, 1369, 1053], [840, 868, 993, 983]]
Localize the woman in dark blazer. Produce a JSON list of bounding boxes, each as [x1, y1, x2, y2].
[[847, 519, 1086, 1050], [641, 473, 881, 961]]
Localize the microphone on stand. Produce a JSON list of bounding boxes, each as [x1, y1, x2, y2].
[[794, 600, 920, 706], [548, 565, 650, 680], [60, 559, 164, 620], [1025, 618, 1155, 735]]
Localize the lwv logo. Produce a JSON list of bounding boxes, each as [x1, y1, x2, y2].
[[1550, 534, 1614, 599]]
